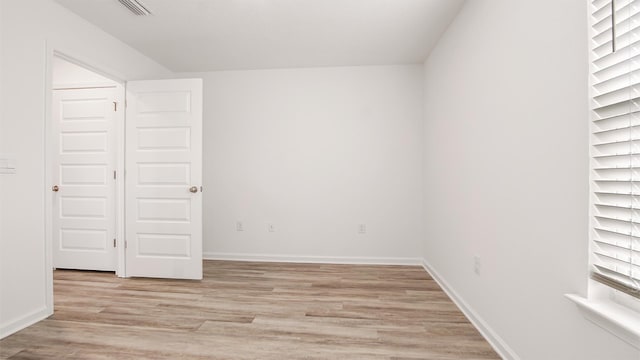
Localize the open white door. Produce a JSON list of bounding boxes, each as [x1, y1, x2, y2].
[[51, 87, 118, 271], [125, 79, 203, 279]]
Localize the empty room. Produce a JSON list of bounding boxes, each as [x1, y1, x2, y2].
[[0, 0, 639, 359]]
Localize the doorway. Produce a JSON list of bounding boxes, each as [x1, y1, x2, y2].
[[49, 54, 125, 274]]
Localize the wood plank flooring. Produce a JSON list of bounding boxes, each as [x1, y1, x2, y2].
[[0, 261, 500, 359]]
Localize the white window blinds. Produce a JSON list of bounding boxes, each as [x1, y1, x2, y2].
[[591, 0, 640, 298]]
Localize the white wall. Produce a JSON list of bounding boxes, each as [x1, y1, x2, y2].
[[52, 56, 114, 88], [422, 0, 638, 359], [0, 0, 171, 338], [180, 66, 424, 263]]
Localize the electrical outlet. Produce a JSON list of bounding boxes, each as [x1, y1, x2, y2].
[[473, 255, 481, 275], [267, 223, 275, 232], [358, 224, 366, 234], [236, 221, 244, 232]]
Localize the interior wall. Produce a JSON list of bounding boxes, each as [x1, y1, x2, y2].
[[421, 0, 638, 359], [52, 56, 115, 88], [0, 0, 171, 338], [179, 65, 424, 263]]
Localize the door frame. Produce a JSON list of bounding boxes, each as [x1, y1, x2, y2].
[[44, 47, 128, 309]]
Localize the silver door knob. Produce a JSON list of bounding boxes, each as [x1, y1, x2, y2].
[[52, 185, 59, 192], [189, 186, 198, 193]]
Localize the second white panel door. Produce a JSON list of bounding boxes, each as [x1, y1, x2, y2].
[[125, 79, 203, 280]]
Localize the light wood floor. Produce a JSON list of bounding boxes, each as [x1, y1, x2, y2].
[[0, 261, 499, 359]]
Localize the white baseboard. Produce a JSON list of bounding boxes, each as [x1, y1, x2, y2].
[[203, 252, 423, 266], [421, 259, 519, 360], [0, 306, 50, 340]]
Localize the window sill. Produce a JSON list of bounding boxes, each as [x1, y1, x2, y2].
[[565, 294, 640, 349]]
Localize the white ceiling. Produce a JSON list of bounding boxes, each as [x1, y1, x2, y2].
[[55, 0, 465, 72]]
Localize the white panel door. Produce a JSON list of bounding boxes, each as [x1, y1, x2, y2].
[[52, 88, 118, 271], [125, 79, 203, 279]]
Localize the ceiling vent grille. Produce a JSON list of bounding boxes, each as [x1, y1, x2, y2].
[[117, 0, 152, 16]]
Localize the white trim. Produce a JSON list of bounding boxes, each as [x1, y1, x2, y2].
[[0, 306, 50, 339], [116, 82, 127, 277], [566, 294, 640, 349], [421, 259, 520, 360], [114, 82, 126, 278], [53, 82, 117, 90], [203, 252, 423, 266], [43, 41, 55, 318]]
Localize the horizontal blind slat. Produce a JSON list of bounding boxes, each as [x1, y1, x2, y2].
[[593, 98, 640, 118], [594, 178, 640, 182], [594, 240, 640, 255], [592, 138, 640, 146], [593, 152, 640, 158], [593, 109, 640, 123], [593, 85, 640, 108], [594, 236, 635, 246], [593, 125, 639, 135], [595, 252, 640, 269], [595, 226, 640, 238], [594, 166, 640, 170], [595, 202, 638, 209]]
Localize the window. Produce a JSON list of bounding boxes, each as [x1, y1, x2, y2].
[[590, 0, 640, 299]]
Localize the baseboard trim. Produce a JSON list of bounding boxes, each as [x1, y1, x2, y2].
[[421, 259, 519, 360], [0, 306, 50, 340], [203, 252, 423, 266]]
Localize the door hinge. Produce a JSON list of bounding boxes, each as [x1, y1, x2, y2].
[[113, 238, 117, 248], [125, 241, 128, 249], [113, 101, 118, 112], [113, 170, 117, 180]]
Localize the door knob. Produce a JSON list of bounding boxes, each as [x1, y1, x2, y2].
[[189, 186, 198, 193], [52, 185, 59, 192]]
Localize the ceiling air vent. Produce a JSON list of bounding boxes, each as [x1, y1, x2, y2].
[[117, 0, 152, 16]]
